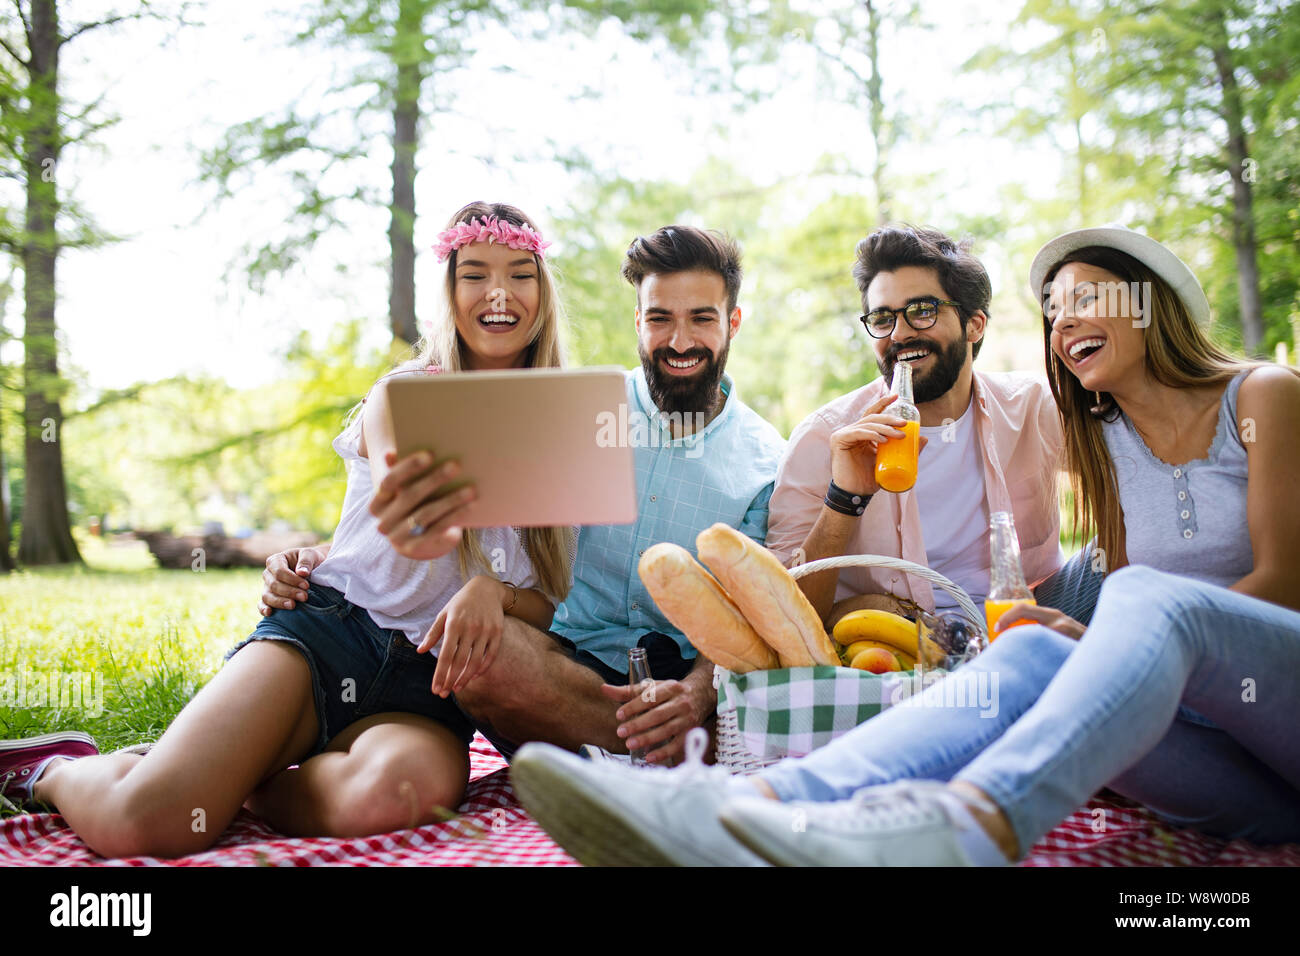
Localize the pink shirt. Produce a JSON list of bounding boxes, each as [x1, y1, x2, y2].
[[767, 371, 1064, 611]]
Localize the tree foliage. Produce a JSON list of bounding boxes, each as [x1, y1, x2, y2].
[[7, 1, 1294, 553], [967, 0, 1300, 355], [200, 0, 724, 346], [53, 321, 388, 537], [552, 157, 888, 435]]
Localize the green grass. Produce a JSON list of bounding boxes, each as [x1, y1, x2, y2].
[[0, 535, 263, 773]]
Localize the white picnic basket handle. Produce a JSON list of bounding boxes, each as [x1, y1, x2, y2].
[[785, 554, 987, 636]]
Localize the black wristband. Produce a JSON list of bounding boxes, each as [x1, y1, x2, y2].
[[824, 480, 871, 517]]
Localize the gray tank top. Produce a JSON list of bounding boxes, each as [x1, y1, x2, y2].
[[1103, 370, 1253, 587]]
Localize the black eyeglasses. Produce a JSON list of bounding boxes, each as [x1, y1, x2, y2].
[[859, 297, 961, 338]]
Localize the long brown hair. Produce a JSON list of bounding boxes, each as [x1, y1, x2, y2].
[[1041, 245, 1255, 570], [411, 201, 575, 601]]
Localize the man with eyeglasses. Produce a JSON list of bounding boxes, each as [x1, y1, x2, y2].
[[767, 224, 1096, 628]]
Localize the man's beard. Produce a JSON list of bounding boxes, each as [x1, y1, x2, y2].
[[877, 334, 967, 404], [639, 339, 730, 417]]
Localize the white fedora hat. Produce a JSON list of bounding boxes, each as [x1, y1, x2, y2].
[[1029, 226, 1211, 327]]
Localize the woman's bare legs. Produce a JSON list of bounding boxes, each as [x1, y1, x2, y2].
[[34, 641, 319, 859], [246, 711, 470, 837]]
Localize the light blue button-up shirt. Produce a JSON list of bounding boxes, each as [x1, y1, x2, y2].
[[552, 367, 787, 673]]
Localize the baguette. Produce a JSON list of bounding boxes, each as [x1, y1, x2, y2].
[[695, 523, 840, 668], [637, 543, 779, 673]]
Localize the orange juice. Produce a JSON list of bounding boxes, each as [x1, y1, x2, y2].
[[875, 420, 920, 492], [986, 511, 1035, 641], [985, 597, 1037, 639]]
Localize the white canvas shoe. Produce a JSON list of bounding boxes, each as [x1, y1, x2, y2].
[[720, 780, 1009, 867], [511, 730, 767, 867], [576, 743, 633, 765]]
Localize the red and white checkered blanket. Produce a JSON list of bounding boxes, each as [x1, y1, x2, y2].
[[3, 735, 1296, 866]]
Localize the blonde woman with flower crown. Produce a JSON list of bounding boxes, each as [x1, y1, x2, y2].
[[0, 202, 575, 858]]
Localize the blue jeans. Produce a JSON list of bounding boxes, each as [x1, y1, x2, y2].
[[1033, 539, 1105, 625], [759, 566, 1300, 852]]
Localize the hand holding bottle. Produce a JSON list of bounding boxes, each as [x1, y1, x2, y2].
[[874, 362, 921, 493], [829, 393, 905, 496], [990, 602, 1086, 640], [829, 389, 928, 498]]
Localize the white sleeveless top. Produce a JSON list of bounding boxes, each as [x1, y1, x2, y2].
[[311, 370, 540, 651]]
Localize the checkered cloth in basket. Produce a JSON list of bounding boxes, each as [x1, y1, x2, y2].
[[719, 664, 917, 760]]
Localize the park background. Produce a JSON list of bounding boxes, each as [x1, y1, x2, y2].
[[1, 0, 1297, 750]]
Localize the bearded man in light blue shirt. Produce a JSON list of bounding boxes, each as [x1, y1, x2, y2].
[[453, 225, 786, 766]]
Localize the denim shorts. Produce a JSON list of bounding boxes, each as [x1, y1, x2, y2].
[[225, 583, 475, 758]]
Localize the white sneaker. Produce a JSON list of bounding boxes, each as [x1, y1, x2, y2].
[[720, 780, 1008, 867], [511, 730, 767, 867], [577, 743, 632, 765]]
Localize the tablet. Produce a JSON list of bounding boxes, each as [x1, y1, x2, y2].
[[386, 367, 638, 528]]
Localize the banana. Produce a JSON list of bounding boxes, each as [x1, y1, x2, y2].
[[832, 609, 920, 659]]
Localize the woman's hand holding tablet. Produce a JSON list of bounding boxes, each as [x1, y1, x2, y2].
[[367, 449, 478, 561]]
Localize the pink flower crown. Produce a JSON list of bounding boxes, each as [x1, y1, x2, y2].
[[432, 215, 551, 263]]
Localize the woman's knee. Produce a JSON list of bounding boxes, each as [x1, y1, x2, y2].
[[343, 764, 470, 832], [102, 775, 220, 859], [1098, 564, 1181, 609], [336, 755, 468, 835], [1096, 565, 1214, 641]]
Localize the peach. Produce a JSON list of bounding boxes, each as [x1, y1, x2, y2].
[[849, 647, 901, 674]]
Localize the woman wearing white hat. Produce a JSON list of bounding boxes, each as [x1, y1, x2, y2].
[[506, 226, 1300, 868]]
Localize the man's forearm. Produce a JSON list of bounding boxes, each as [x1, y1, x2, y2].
[[684, 653, 717, 722], [796, 506, 862, 623]]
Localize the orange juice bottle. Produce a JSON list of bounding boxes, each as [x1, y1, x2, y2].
[[875, 361, 921, 493], [985, 511, 1036, 639], [984, 598, 1038, 638]]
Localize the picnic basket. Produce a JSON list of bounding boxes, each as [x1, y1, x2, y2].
[[713, 554, 985, 775]]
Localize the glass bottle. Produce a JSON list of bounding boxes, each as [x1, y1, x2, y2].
[[985, 511, 1037, 639], [627, 647, 653, 766], [874, 361, 921, 493]]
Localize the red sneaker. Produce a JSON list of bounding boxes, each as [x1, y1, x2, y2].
[[0, 731, 99, 812]]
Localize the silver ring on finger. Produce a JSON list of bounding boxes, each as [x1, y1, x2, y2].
[[408, 515, 426, 537]]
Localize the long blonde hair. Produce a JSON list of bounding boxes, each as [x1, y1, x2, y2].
[[1041, 245, 1257, 570], [405, 201, 575, 601]]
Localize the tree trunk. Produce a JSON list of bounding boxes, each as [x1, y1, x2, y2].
[[388, 0, 422, 346], [0, 274, 12, 572], [19, 0, 82, 565], [1210, 12, 1264, 355], [0, 393, 13, 573], [864, 0, 889, 222]]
